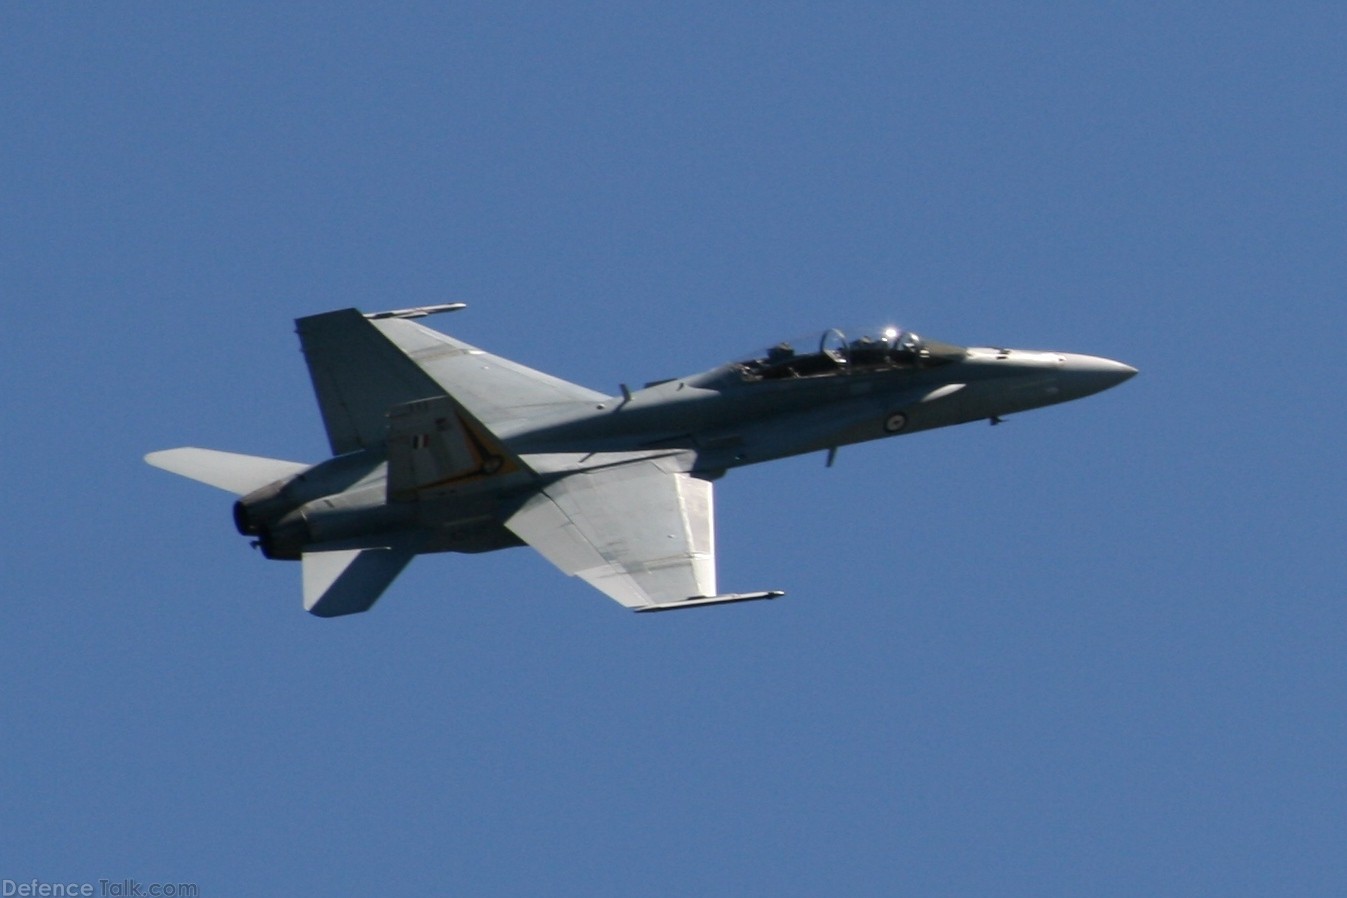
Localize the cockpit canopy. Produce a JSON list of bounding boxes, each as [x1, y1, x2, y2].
[[730, 327, 965, 382]]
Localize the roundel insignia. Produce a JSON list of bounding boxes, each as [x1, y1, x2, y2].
[[884, 412, 908, 433]]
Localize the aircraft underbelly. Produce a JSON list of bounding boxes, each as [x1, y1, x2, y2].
[[694, 380, 990, 470], [698, 396, 891, 467], [959, 374, 1061, 419]]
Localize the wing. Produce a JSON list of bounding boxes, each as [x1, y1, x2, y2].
[[297, 309, 450, 455], [296, 309, 607, 456], [369, 317, 609, 431], [504, 459, 783, 611]]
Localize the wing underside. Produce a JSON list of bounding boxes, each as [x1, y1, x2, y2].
[[505, 460, 725, 610]]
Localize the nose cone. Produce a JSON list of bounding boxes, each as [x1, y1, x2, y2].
[[1056, 353, 1137, 400]]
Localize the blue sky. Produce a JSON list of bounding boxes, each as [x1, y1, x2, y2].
[[3, 3, 1344, 895]]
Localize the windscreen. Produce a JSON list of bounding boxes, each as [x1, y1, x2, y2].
[[731, 326, 960, 381]]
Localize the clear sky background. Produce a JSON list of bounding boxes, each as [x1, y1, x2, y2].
[[3, 3, 1344, 895]]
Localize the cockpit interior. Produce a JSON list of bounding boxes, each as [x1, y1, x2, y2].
[[733, 327, 965, 382]]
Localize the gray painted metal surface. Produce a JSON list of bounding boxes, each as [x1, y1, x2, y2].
[[146, 308, 1136, 616]]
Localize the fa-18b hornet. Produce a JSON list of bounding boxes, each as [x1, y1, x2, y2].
[[146, 305, 1135, 617]]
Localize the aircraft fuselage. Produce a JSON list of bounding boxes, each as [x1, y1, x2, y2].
[[148, 309, 1137, 615], [236, 343, 1134, 561]]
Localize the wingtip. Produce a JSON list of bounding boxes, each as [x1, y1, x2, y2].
[[363, 303, 467, 320], [635, 590, 786, 612]]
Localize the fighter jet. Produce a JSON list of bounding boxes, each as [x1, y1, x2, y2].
[[146, 305, 1135, 617]]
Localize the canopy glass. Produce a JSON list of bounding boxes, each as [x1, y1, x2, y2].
[[731, 327, 964, 381]]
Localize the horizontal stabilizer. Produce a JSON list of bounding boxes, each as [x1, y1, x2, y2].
[[145, 447, 309, 496], [302, 542, 416, 618], [635, 591, 786, 613]]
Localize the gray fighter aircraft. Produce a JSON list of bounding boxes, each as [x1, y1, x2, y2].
[[146, 305, 1135, 617]]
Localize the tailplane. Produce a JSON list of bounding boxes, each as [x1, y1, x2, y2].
[[302, 540, 417, 617], [144, 447, 309, 496]]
